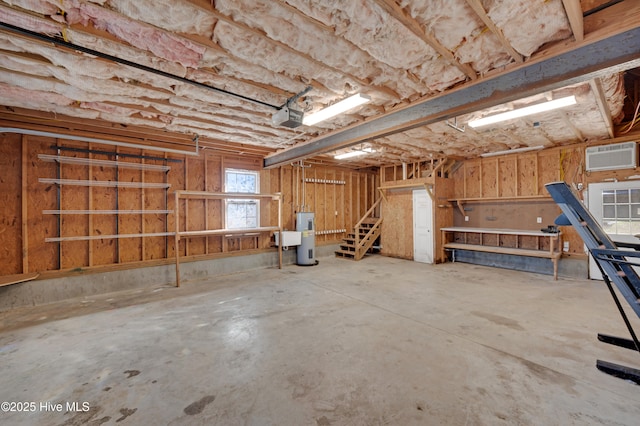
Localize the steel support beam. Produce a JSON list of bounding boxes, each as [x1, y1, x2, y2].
[[264, 26, 640, 168]]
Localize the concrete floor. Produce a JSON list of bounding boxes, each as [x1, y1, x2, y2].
[[1, 256, 639, 425]]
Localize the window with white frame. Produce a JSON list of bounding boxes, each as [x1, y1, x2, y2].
[[601, 188, 640, 236], [225, 168, 259, 229]]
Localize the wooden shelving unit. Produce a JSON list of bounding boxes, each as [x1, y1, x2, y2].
[[441, 226, 562, 279], [173, 190, 283, 287], [39, 149, 175, 267], [447, 195, 554, 216]]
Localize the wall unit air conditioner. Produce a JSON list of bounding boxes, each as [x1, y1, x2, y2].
[[585, 142, 637, 172]]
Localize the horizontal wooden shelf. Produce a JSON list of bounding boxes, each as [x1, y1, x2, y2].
[[46, 232, 174, 242], [441, 226, 562, 279], [178, 226, 280, 238], [443, 243, 561, 259], [447, 195, 553, 202], [38, 154, 170, 172], [174, 190, 281, 199], [43, 209, 173, 215], [441, 227, 560, 237], [0, 272, 39, 288], [39, 178, 170, 189]]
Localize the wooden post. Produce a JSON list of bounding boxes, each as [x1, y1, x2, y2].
[[141, 152, 145, 261], [174, 191, 181, 287], [184, 158, 189, 257], [278, 192, 283, 269], [21, 135, 28, 273], [479, 159, 484, 198], [204, 154, 209, 254], [495, 158, 500, 198]]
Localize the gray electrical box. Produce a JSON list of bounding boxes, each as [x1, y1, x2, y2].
[[296, 212, 316, 265]]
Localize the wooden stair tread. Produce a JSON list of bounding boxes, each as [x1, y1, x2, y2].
[[360, 217, 380, 224], [336, 213, 383, 261]]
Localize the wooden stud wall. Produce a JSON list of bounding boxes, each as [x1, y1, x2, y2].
[[26, 137, 58, 272], [60, 143, 89, 268], [0, 133, 22, 274], [0, 130, 375, 277], [434, 177, 455, 263], [449, 143, 640, 258], [92, 149, 118, 266], [380, 189, 414, 259], [269, 164, 377, 244]]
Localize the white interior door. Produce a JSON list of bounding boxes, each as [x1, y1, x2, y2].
[[413, 188, 433, 263], [587, 181, 640, 280]]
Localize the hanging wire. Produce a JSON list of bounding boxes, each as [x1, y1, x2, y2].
[[620, 98, 640, 134]]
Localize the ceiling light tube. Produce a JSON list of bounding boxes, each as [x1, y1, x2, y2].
[[334, 150, 367, 160], [480, 145, 544, 157], [303, 93, 371, 126], [333, 147, 374, 160], [468, 95, 577, 128]]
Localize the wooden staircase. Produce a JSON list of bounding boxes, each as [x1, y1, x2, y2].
[[335, 198, 382, 261]]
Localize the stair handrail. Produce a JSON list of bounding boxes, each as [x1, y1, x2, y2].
[[354, 197, 382, 253], [357, 217, 383, 258]]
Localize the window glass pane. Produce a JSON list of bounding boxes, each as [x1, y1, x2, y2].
[[225, 169, 259, 229], [631, 221, 640, 236], [243, 174, 256, 192], [631, 189, 640, 203], [225, 169, 258, 193], [616, 189, 629, 204], [227, 173, 237, 191], [227, 203, 244, 229], [603, 205, 616, 218], [632, 204, 640, 219], [617, 221, 631, 235], [602, 220, 616, 234], [602, 190, 615, 204], [226, 200, 259, 229], [246, 204, 257, 228], [617, 205, 630, 219]]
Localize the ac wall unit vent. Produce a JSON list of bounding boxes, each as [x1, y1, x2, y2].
[[585, 142, 637, 172]]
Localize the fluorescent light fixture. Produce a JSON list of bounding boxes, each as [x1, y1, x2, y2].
[[468, 95, 577, 128], [303, 93, 371, 126], [480, 145, 544, 157], [334, 147, 374, 160], [334, 151, 367, 160]]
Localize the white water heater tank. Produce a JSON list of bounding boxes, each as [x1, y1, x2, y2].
[[296, 212, 316, 265]]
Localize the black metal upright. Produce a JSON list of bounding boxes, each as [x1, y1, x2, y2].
[[546, 181, 640, 385]]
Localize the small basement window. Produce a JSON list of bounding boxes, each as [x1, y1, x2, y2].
[[225, 168, 259, 229]]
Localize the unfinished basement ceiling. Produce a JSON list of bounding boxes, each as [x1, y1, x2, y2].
[[0, 0, 638, 167]]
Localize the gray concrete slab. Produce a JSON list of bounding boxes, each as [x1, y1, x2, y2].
[[0, 244, 337, 312], [0, 256, 638, 425]]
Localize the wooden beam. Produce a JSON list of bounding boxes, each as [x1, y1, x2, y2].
[[465, 0, 524, 63], [589, 78, 615, 138], [0, 111, 275, 158], [264, 25, 640, 168], [373, 0, 477, 80], [562, 0, 585, 42], [561, 113, 585, 142]]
